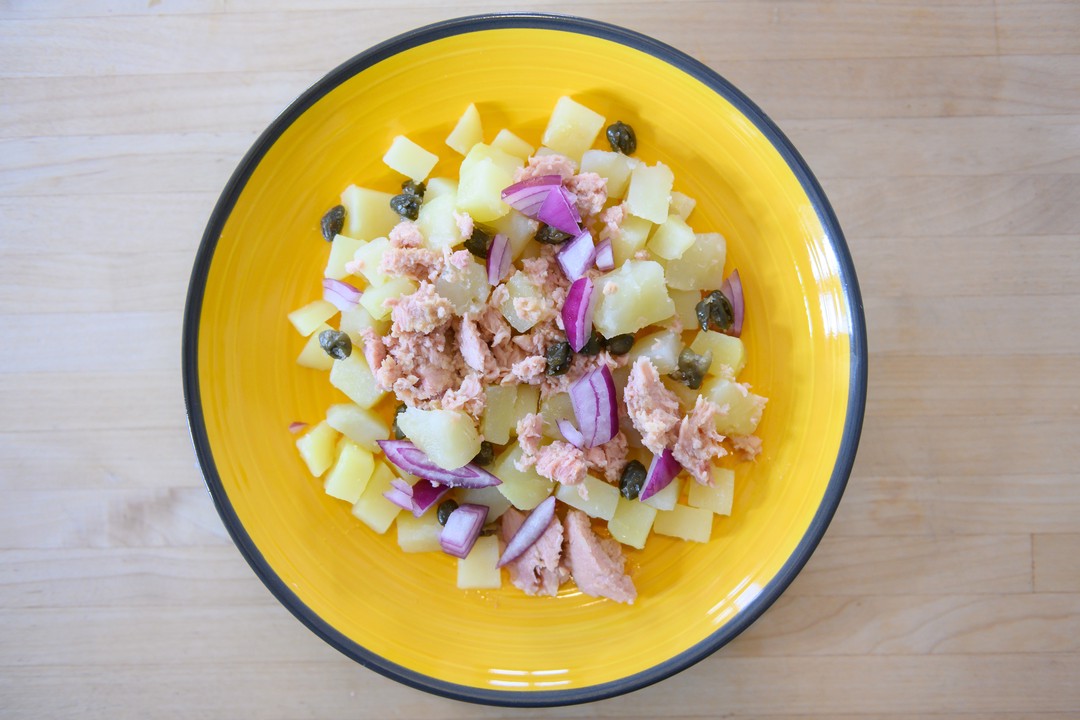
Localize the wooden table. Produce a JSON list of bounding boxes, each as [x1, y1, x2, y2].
[[2, 1, 1078, 717]]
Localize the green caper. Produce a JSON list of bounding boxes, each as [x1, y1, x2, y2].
[[619, 460, 647, 500], [436, 499, 459, 526], [464, 227, 493, 259], [473, 440, 495, 466], [318, 329, 352, 361], [671, 347, 713, 390], [579, 330, 603, 356], [696, 290, 734, 333], [606, 121, 637, 155], [400, 179, 426, 198], [393, 403, 407, 440], [535, 224, 573, 245], [320, 204, 345, 241], [604, 333, 635, 355], [545, 341, 573, 376], [389, 192, 422, 220]]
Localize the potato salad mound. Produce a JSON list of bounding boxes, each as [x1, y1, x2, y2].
[[287, 97, 766, 603]]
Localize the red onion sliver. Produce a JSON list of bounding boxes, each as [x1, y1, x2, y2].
[[557, 230, 596, 282], [383, 486, 414, 512], [560, 186, 582, 224], [439, 503, 488, 558], [408, 479, 450, 517], [378, 440, 501, 488], [322, 278, 362, 312], [390, 477, 412, 495], [501, 175, 562, 218], [556, 419, 586, 448], [288, 421, 309, 434], [721, 269, 744, 337], [536, 184, 581, 235], [487, 233, 512, 285], [639, 448, 682, 501], [562, 277, 597, 352], [568, 365, 619, 448], [594, 238, 614, 271], [497, 495, 557, 567]]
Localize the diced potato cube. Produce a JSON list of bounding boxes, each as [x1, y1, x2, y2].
[[610, 214, 653, 266], [382, 135, 438, 183], [626, 328, 682, 375], [295, 420, 339, 478], [647, 214, 696, 260], [359, 276, 417, 321], [397, 511, 444, 553], [456, 145, 515, 222], [514, 385, 540, 427], [687, 466, 735, 516], [608, 496, 658, 549], [593, 260, 675, 337], [458, 485, 514, 524], [397, 407, 481, 470], [487, 209, 539, 260], [288, 299, 338, 337], [690, 331, 746, 376], [662, 376, 701, 410], [350, 462, 401, 533], [341, 185, 399, 241], [539, 392, 574, 440], [339, 304, 389, 344], [625, 162, 674, 224], [642, 476, 681, 511], [434, 257, 489, 314], [457, 535, 502, 589], [666, 232, 727, 291], [481, 385, 518, 445], [541, 96, 606, 163], [329, 352, 386, 409], [416, 193, 460, 252], [701, 378, 767, 435], [491, 128, 535, 160], [424, 177, 458, 201], [326, 403, 389, 452], [446, 102, 483, 156], [465, 143, 523, 177], [555, 476, 620, 521], [492, 444, 554, 510], [323, 440, 375, 503], [653, 503, 714, 542], [670, 289, 701, 331], [347, 236, 390, 287], [296, 323, 335, 370], [669, 191, 696, 219], [498, 271, 545, 333], [581, 149, 633, 199], [324, 234, 364, 280]]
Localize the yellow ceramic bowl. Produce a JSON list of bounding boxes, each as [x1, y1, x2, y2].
[[183, 14, 866, 706]]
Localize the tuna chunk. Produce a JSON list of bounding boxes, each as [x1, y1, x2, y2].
[[598, 203, 625, 244], [388, 282, 453, 335], [359, 327, 387, 377], [453, 211, 474, 241], [473, 303, 512, 348], [514, 413, 544, 469], [563, 509, 636, 604], [534, 441, 588, 487], [672, 396, 728, 485], [377, 325, 464, 404], [388, 220, 424, 248], [582, 431, 630, 484], [441, 373, 486, 418], [509, 355, 547, 385], [379, 247, 444, 282], [624, 357, 682, 455], [458, 313, 497, 377], [566, 172, 607, 219], [500, 508, 567, 596], [513, 153, 577, 183], [521, 246, 571, 298], [731, 434, 763, 461]]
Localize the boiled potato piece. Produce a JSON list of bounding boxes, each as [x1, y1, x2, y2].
[[417, 193, 461, 252], [323, 440, 375, 503], [687, 466, 735, 516], [491, 128, 535, 160], [642, 475, 681, 511], [325, 234, 365, 280], [329, 352, 386, 409], [349, 236, 391, 286], [359, 276, 417, 321], [466, 143, 523, 177], [539, 392, 574, 440], [487, 209, 539, 260], [457, 535, 502, 589], [513, 385, 540, 427], [397, 511, 444, 553], [625, 162, 674, 224], [555, 475, 620, 521], [498, 271, 545, 333], [295, 420, 339, 478], [581, 149, 633, 199], [492, 443, 554, 510], [669, 191, 696, 219], [383, 135, 438, 183], [341, 185, 399, 241], [665, 232, 727, 291], [456, 144, 516, 222], [424, 177, 458, 201], [458, 485, 513, 524], [481, 385, 517, 445], [653, 503, 713, 542], [338, 304, 389, 344], [608, 496, 658, 549], [670, 289, 701, 331], [326, 403, 389, 452], [690, 331, 746, 376], [662, 376, 701, 410], [296, 323, 335, 370], [592, 260, 675, 337], [701, 378, 767, 435], [434, 257, 489, 315], [351, 462, 401, 533], [647, 214, 696, 260], [541, 96, 606, 163], [626, 328, 682, 375], [288, 299, 338, 337], [610, 214, 653, 266], [397, 407, 481, 470], [446, 102, 483, 156]]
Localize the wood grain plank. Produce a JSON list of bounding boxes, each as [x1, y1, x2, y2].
[[1033, 534, 1080, 592], [996, 0, 1080, 54]]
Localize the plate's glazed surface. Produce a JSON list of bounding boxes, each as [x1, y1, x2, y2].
[[183, 14, 866, 706]]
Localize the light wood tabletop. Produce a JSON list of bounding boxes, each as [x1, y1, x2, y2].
[[2, 1, 1078, 718]]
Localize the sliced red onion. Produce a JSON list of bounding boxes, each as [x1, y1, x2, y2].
[[536, 183, 581, 235], [288, 421, 309, 434], [501, 175, 563, 217], [377, 440, 502, 488], [383, 486, 414, 512], [439, 503, 488, 558], [384, 476, 450, 517], [487, 233, 512, 285], [594, 238, 614, 271], [560, 185, 582, 224], [497, 495, 556, 567], [557, 229, 596, 282], [639, 448, 681, 501], [322, 278, 362, 312], [721, 269, 744, 337], [556, 419, 585, 448], [562, 276, 597, 352], [569, 365, 619, 448]]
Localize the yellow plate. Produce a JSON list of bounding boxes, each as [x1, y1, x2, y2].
[[183, 14, 866, 706]]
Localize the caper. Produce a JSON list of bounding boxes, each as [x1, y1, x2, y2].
[[318, 329, 352, 361], [320, 204, 345, 241], [671, 347, 713, 390], [400, 179, 426, 198], [535, 224, 573, 245], [619, 460, 647, 500], [473, 440, 495, 466], [393, 403, 407, 440], [604, 333, 635, 355], [545, 341, 573, 376], [696, 290, 734, 333], [606, 121, 637, 155], [389, 192, 422, 220], [436, 499, 459, 526], [464, 227, 493, 259], [579, 330, 603, 356]]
